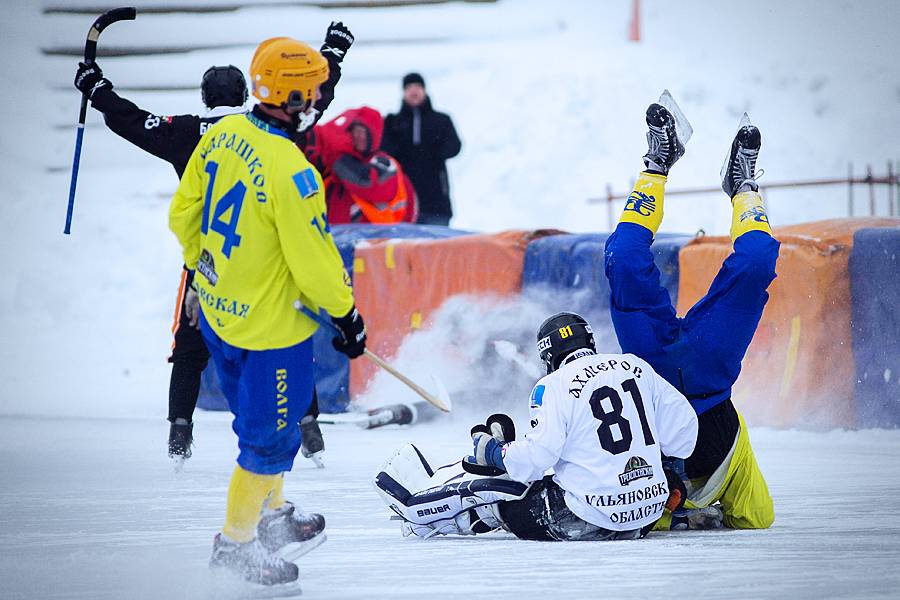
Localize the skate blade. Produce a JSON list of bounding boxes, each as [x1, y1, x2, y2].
[[719, 112, 754, 181], [658, 89, 693, 144], [171, 456, 186, 474], [277, 532, 326, 563], [307, 452, 325, 469], [208, 567, 303, 599]]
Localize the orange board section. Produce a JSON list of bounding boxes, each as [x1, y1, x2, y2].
[[677, 218, 899, 429], [349, 230, 561, 397]]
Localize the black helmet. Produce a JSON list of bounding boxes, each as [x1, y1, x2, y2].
[[536, 312, 596, 374], [201, 65, 248, 109]]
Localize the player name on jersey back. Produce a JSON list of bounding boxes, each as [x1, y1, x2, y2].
[[505, 352, 696, 532]]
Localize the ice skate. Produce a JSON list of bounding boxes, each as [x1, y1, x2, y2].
[[168, 418, 193, 462], [299, 415, 325, 468], [364, 403, 417, 429], [671, 505, 725, 530], [721, 118, 762, 198], [258, 501, 326, 562], [209, 533, 300, 591], [643, 103, 685, 175]]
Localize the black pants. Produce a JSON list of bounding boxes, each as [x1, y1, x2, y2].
[[167, 269, 209, 423], [498, 476, 646, 541], [684, 398, 740, 480], [166, 268, 319, 423]]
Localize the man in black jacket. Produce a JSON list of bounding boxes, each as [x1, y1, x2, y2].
[[382, 73, 461, 226], [73, 22, 355, 465]]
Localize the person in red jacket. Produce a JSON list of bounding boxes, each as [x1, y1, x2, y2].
[[306, 106, 417, 224]]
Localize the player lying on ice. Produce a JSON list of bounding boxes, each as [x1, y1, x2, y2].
[[375, 101, 777, 538], [376, 311, 700, 541], [604, 102, 776, 530]]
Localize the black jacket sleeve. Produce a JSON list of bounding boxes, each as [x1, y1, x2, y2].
[[314, 56, 342, 120], [89, 85, 201, 175], [435, 113, 461, 160]]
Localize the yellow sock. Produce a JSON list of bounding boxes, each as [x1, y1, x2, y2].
[[619, 171, 666, 235], [222, 465, 281, 542], [730, 190, 773, 242], [266, 475, 286, 511]]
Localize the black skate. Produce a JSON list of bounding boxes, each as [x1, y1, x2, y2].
[[209, 533, 300, 588], [363, 403, 416, 429], [643, 103, 685, 175], [299, 415, 325, 468], [168, 418, 193, 461], [721, 123, 762, 198], [258, 501, 326, 562]]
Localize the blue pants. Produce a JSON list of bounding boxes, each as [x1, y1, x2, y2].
[[604, 223, 780, 414], [200, 314, 315, 474]]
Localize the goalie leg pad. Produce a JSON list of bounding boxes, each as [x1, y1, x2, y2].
[[375, 444, 529, 535]]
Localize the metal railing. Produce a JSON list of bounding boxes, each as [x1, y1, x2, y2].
[[588, 162, 900, 230]]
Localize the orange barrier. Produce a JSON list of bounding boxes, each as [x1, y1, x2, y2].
[[349, 230, 561, 397], [677, 218, 900, 429]]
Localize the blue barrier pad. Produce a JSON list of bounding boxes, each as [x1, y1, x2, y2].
[[522, 232, 691, 351], [198, 224, 471, 413], [850, 227, 900, 428]]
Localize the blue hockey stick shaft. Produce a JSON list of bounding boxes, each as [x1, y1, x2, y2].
[[64, 122, 86, 235], [63, 7, 137, 235]]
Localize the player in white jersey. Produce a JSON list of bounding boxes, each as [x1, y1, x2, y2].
[[375, 312, 698, 541]]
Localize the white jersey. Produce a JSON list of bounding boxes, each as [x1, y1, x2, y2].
[[502, 350, 698, 531]]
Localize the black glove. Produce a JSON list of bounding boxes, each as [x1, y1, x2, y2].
[[331, 305, 366, 358], [74, 61, 112, 98], [320, 21, 354, 62]]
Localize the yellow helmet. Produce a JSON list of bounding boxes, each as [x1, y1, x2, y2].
[[249, 37, 329, 108]]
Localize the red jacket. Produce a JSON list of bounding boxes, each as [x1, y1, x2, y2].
[[307, 106, 417, 224]]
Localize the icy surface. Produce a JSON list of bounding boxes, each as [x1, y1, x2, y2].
[[2, 0, 899, 418], [2, 415, 899, 599]]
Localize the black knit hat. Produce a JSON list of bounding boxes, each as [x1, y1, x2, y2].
[[402, 72, 425, 88]]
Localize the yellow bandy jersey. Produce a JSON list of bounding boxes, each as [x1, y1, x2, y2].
[[169, 112, 354, 350]]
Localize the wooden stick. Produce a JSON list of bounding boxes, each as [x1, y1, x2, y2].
[[295, 302, 451, 412], [363, 350, 450, 412]]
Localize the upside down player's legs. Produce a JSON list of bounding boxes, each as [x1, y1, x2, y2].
[[604, 172, 680, 361], [677, 194, 780, 413]]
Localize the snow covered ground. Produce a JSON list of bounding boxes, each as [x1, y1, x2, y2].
[[2, 414, 899, 600], [2, 1, 900, 598]]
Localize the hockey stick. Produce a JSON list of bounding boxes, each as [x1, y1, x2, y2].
[[317, 403, 417, 429], [294, 302, 452, 412], [64, 7, 137, 235]]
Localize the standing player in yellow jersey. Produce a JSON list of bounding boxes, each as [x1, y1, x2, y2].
[[170, 37, 366, 589]]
